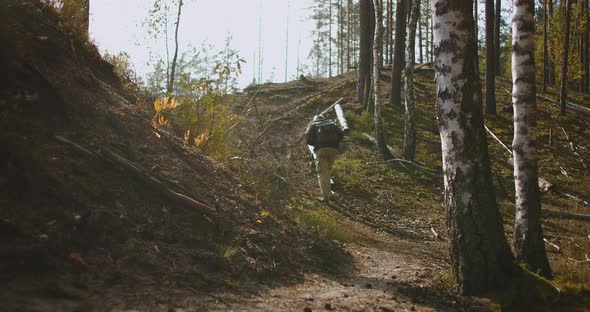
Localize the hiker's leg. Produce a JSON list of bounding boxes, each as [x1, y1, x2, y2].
[[316, 149, 332, 198]]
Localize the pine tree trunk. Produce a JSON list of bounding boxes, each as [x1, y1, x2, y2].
[[474, 0, 478, 42], [347, 0, 352, 70], [403, 0, 419, 160], [359, 0, 373, 103], [485, 0, 496, 115], [167, 0, 184, 95], [560, 0, 572, 116], [389, 0, 407, 106], [494, 0, 501, 76], [433, 0, 515, 295], [511, 0, 552, 278], [548, 0, 556, 85], [543, 0, 549, 93], [329, 0, 333, 78], [386, 0, 392, 64], [374, 0, 392, 160]]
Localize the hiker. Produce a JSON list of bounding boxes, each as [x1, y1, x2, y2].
[[305, 114, 344, 201]]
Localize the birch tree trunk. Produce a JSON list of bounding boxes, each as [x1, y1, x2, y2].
[[485, 0, 497, 115], [167, 0, 184, 95], [559, 0, 572, 116], [389, 0, 407, 106], [433, 0, 515, 295], [374, 0, 392, 160], [511, 0, 552, 278], [403, 0, 419, 160]]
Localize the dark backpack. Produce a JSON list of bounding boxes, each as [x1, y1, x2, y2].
[[314, 120, 339, 146]]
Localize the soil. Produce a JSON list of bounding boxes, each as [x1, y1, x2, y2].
[[1, 1, 590, 311]]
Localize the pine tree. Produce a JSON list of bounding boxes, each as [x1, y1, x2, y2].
[[485, 0, 496, 115], [373, 0, 392, 160], [389, 0, 407, 106], [403, 0, 419, 160], [560, 0, 572, 115], [359, 0, 374, 104]]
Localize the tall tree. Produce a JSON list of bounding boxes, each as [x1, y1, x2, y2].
[[384, 0, 393, 64], [495, 0, 501, 76], [347, 0, 353, 70], [543, 0, 549, 93], [560, 0, 572, 116], [373, 0, 392, 160], [358, 0, 374, 105], [485, 0, 496, 115], [511, 0, 552, 278], [403, 0, 420, 160], [389, 0, 407, 106], [167, 0, 184, 94], [433, 0, 515, 295]]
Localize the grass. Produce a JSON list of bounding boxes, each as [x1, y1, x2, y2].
[[288, 198, 357, 243]]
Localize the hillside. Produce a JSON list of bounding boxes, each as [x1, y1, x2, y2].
[[1, 1, 590, 311]]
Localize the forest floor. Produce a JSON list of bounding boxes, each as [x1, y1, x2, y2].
[[2, 1, 590, 311]]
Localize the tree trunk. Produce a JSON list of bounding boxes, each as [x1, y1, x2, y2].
[[167, 0, 183, 95], [543, 0, 549, 93], [389, 0, 407, 106], [474, 0, 478, 42], [329, 0, 333, 77], [583, 0, 589, 93], [358, 0, 373, 103], [386, 0, 392, 64], [494, 0, 501, 76], [433, 0, 515, 295], [374, 0, 392, 160], [347, 0, 352, 70], [485, 0, 496, 115], [418, 5, 423, 64], [403, 0, 420, 160], [511, 0, 553, 278], [548, 0, 555, 85], [560, 0, 572, 116]]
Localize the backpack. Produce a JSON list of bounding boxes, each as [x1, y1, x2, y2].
[[314, 120, 339, 146]]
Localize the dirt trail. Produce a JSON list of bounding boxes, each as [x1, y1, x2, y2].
[[202, 77, 494, 312]]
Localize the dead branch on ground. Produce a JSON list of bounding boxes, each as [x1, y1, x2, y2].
[[55, 136, 216, 216]]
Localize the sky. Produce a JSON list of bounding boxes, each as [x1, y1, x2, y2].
[[89, 0, 516, 89], [90, 0, 315, 88]]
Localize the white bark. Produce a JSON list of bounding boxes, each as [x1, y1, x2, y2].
[[511, 0, 552, 277]]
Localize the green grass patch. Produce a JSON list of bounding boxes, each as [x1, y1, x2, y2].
[[288, 198, 357, 243]]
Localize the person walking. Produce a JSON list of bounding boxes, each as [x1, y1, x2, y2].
[[305, 114, 344, 201]]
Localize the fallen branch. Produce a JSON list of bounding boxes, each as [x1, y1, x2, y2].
[[484, 125, 513, 156], [542, 208, 590, 222], [365, 158, 440, 178], [430, 227, 441, 240], [536, 94, 590, 117], [543, 238, 561, 252], [55, 136, 216, 216]]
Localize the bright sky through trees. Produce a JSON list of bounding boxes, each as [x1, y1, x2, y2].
[[90, 0, 315, 88]]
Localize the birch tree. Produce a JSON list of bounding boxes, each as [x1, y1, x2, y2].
[[374, 0, 392, 160], [511, 0, 552, 278], [433, 0, 515, 295], [403, 0, 420, 160]]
